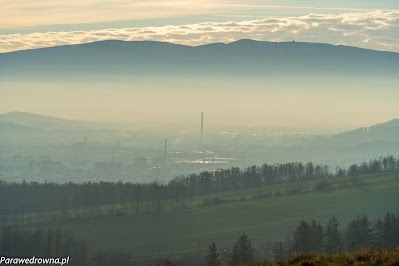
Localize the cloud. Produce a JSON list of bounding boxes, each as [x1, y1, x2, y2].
[[1, 10, 398, 53], [0, 0, 227, 29], [3, 0, 397, 29]]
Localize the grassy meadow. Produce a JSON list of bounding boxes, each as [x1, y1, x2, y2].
[[39, 173, 399, 256]]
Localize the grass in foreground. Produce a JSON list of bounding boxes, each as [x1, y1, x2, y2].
[[256, 248, 399, 266]]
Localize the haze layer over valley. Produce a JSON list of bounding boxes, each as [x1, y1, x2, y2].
[[1, 40, 398, 131], [1, 110, 399, 183], [1, 40, 399, 183]]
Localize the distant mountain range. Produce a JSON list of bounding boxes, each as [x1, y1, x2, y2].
[[333, 119, 399, 143], [1, 40, 398, 160], [1, 111, 399, 145], [1, 39, 398, 79], [0, 112, 110, 145], [1, 111, 398, 164], [0, 112, 91, 130]]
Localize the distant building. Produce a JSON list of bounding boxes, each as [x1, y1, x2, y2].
[[152, 157, 165, 168], [135, 157, 147, 171], [95, 162, 121, 178], [29, 161, 40, 174], [11, 155, 35, 176], [39, 155, 50, 162], [72, 137, 87, 149], [148, 167, 161, 177], [12, 155, 26, 167], [40, 161, 65, 177]]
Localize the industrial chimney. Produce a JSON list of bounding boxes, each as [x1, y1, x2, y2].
[[164, 139, 167, 160], [201, 112, 204, 144]]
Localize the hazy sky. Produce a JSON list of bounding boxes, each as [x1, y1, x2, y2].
[[1, 0, 399, 52], [1, 0, 399, 132], [2, 75, 398, 132]]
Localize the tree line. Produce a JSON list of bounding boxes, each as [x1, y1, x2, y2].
[[292, 212, 399, 254], [0, 155, 398, 226], [0, 227, 89, 266], [1, 212, 398, 265], [175, 155, 398, 195], [254, 212, 399, 263], [204, 211, 399, 265], [0, 180, 191, 226]]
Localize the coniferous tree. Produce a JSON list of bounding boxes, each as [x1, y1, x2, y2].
[[325, 216, 342, 253], [382, 212, 399, 249], [293, 220, 312, 252], [229, 234, 255, 265], [345, 215, 372, 250], [271, 241, 285, 261], [205, 242, 221, 266], [293, 220, 324, 253], [360, 215, 373, 246], [374, 217, 384, 249], [310, 220, 324, 253]]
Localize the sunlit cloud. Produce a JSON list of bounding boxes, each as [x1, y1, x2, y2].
[[1, 10, 398, 53], [2, 0, 397, 29], [0, 0, 224, 29]]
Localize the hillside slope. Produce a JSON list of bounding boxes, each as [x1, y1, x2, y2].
[[1, 40, 398, 79], [50, 173, 399, 255]]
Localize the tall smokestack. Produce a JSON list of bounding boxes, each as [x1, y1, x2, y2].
[[201, 112, 204, 144], [164, 139, 167, 161]]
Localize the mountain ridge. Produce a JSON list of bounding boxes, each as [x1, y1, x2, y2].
[[1, 39, 398, 71], [1, 39, 398, 82], [1, 39, 399, 55], [2, 111, 398, 139], [0, 112, 91, 131]]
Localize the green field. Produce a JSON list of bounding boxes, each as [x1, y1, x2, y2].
[[45, 173, 399, 256]]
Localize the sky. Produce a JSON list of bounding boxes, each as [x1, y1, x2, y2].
[[2, 75, 399, 132], [1, 0, 399, 53], [1, 0, 399, 132]]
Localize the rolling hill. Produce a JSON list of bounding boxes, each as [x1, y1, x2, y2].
[[1, 111, 398, 161], [0, 111, 88, 130], [42, 172, 399, 255], [333, 118, 399, 143]]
